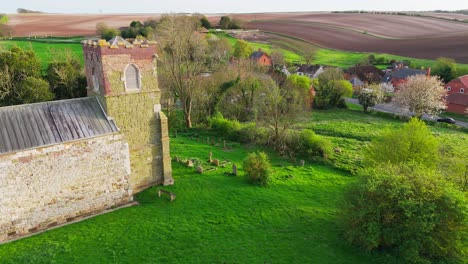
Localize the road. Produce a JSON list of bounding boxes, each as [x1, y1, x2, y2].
[[345, 98, 468, 128]]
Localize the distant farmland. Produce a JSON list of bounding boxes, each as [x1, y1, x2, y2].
[[5, 12, 468, 63], [241, 13, 468, 63]]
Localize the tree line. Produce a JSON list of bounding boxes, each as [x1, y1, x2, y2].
[[96, 15, 244, 41], [0, 47, 85, 106]]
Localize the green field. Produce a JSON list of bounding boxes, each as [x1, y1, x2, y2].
[[213, 32, 304, 64], [231, 31, 468, 74], [0, 106, 465, 263], [0, 39, 83, 70], [2, 34, 468, 78]]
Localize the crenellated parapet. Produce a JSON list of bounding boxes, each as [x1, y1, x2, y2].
[[81, 36, 157, 49]]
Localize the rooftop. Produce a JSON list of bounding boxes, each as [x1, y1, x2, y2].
[[0, 97, 118, 155]]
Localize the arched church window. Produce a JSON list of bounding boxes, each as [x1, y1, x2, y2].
[[125, 64, 141, 90]]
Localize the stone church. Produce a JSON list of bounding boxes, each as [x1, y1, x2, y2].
[[0, 36, 173, 243]]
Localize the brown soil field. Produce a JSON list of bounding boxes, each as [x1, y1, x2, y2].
[[7, 14, 161, 36], [6, 13, 468, 63], [238, 13, 468, 38], [424, 12, 468, 21], [248, 20, 468, 63]]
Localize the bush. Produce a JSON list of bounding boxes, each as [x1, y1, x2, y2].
[[287, 130, 333, 160], [243, 152, 271, 186], [342, 164, 467, 263], [208, 113, 241, 140], [365, 118, 439, 169]]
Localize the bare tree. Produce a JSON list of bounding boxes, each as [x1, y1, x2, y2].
[[271, 49, 285, 69], [157, 14, 210, 128], [394, 75, 447, 117]]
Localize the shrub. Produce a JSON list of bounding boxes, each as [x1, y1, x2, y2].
[[287, 130, 333, 160], [208, 113, 241, 139], [238, 123, 268, 144], [243, 152, 271, 186], [364, 118, 439, 169], [342, 164, 467, 263], [299, 130, 333, 159]]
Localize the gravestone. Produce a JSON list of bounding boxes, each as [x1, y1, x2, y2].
[[223, 140, 227, 149], [232, 164, 237, 176], [186, 160, 194, 167], [300, 160, 305, 166], [212, 159, 220, 166], [209, 151, 213, 163], [197, 166, 203, 174]]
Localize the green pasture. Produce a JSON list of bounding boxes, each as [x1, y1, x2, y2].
[[0, 39, 83, 70], [0, 106, 465, 263]]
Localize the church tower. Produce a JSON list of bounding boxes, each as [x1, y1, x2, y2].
[[82, 37, 173, 193]]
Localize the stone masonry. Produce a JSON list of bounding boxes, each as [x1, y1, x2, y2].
[[83, 38, 173, 193], [0, 134, 132, 243]]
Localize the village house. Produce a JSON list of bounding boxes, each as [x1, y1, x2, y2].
[[445, 75, 468, 114], [0, 36, 173, 243], [344, 65, 384, 85], [382, 67, 430, 88], [249, 48, 272, 67], [295, 64, 325, 79]]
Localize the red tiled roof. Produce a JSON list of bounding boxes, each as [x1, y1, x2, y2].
[[447, 93, 468, 106], [459, 75, 468, 88]]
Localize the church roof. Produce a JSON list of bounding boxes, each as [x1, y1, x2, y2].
[[0, 97, 118, 155]]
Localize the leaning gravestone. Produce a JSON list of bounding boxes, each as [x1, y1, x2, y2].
[[212, 159, 220, 166]]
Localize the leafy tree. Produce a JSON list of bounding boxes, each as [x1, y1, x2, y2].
[[233, 40, 253, 59], [432, 57, 458, 83], [143, 18, 159, 29], [157, 14, 210, 128], [287, 74, 313, 108], [229, 18, 244, 29], [96, 22, 120, 40], [17, 77, 54, 104], [46, 51, 86, 100], [313, 68, 352, 109], [394, 75, 446, 117], [0, 47, 42, 105], [365, 118, 439, 169], [219, 16, 232, 29], [243, 151, 271, 186], [0, 14, 7, 24], [357, 84, 385, 112], [200, 16, 212, 29], [287, 74, 311, 90], [129, 20, 143, 28], [342, 164, 467, 263]]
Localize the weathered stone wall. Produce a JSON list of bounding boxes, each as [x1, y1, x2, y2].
[[0, 134, 132, 243], [83, 42, 173, 193]]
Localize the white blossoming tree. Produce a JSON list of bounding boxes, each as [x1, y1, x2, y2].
[[394, 75, 447, 117]]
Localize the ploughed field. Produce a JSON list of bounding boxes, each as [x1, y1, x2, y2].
[[7, 12, 468, 62], [7, 14, 161, 37], [243, 13, 468, 63]]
